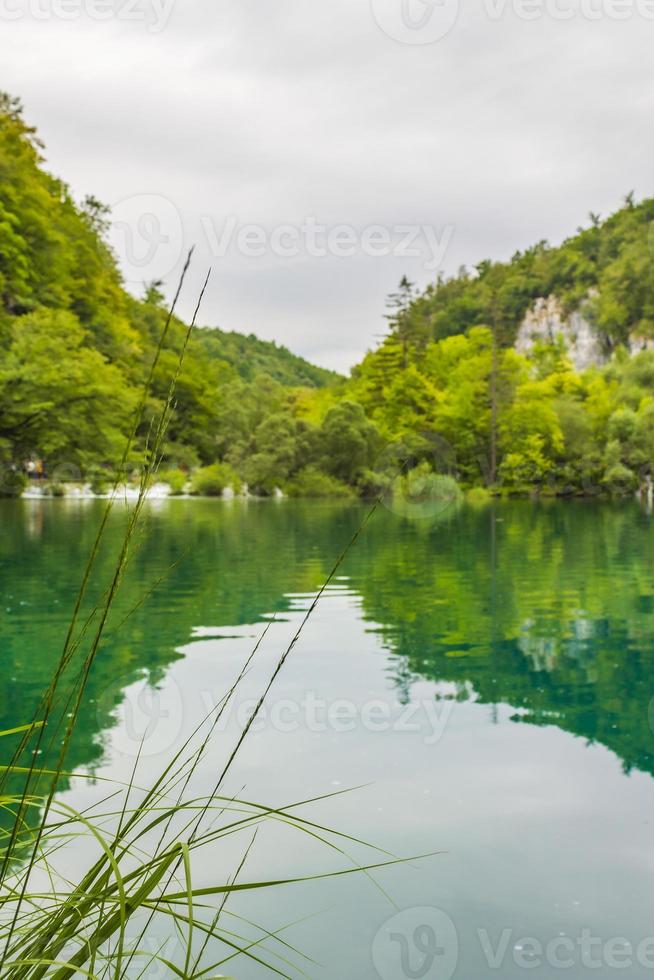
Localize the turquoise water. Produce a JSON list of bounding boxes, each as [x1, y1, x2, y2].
[[2, 498, 654, 977]]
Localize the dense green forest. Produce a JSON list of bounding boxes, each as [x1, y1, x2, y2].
[[2, 92, 654, 498], [0, 92, 339, 495]]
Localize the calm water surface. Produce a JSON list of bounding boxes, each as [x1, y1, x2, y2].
[[2, 498, 654, 978]]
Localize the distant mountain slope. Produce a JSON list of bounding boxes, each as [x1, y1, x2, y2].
[[0, 90, 336, 393], [346, 197, 654, 496], [0, 92, 338, 475], [3, 90, 654, 498], [195, 327, 339, 388], [388, 194, 654, 354]]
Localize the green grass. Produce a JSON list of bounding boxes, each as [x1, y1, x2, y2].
[[0, 256, 425, 978]]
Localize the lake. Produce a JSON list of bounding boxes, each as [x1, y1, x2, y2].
[[2, 497, 654, 978]]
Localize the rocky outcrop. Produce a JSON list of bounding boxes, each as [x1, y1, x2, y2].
[[515, 296, 605, 371], [630, 334, 654, 356], [515, 295, 654, 370]]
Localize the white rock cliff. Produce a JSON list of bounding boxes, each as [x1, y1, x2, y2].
[[515, 295, 654, 370]]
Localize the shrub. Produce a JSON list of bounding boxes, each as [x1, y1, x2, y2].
[[285, 466, 354, 498], [603, 462, 638, 496], [356, 467, 392, 499], [160, 468, 188, 496], [0, 468, 27, 497], [190, 462, 240, 497], [466, 486, 492, 505], [89, 475, 110, 495], [84, 463, 113, 496], [398, 465, 462, 504], [391, 464, 463, 520], [162, 442, 200, 470], [498, 435, 553, 493], [241, 453, 285, 496]]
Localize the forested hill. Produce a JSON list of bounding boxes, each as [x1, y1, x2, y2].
[[0, 91, 337, 478], [2, 90, 654, 499], [345, 196, 654, 496], [194, 328, 337, 388], [386, 193, 654, 351]]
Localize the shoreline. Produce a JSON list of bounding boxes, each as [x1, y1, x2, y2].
[[11, 484, 654, 507]]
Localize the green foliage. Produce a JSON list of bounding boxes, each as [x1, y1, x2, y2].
[[159, 468, 188, 495], [0, 95, 339, 487], [89, 475, 110, 495], [195, 326, 339, 387], [239, 410, 310, 494], [376, 197, 654, 351], [317, 401, 381, 483], [466, 486, 492, 505], [400, 465, 462, 502], [0, 468, 26, 498], [499, 434, 554, 493], [285, 466, 354, 498], [391, 464, 463, 519], [189, 463, 239, 497], [3, 92, 654, 499], [603, 460, 638, 495], [0, 309, 136, 466], [0, 294, 398, 979], [353, 305, 654, 496]]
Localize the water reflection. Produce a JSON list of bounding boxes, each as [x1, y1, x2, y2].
[[351, 501, 654, 777], [1, 498, 653, 799]]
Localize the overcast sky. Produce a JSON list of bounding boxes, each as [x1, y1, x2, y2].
[[2, 0, 653, 370]]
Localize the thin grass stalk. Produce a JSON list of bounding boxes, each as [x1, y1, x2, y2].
[[1, 259, 208, 976], [118, 497, 386, 978], [0, 248, 195, 808], [5, 286, 211, 980], [0, 292, 425, 979], [0, 249, 196, 900], [8, 277, 212, 977]]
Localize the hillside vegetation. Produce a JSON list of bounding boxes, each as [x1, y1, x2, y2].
[[389, 196, 654, 349], [2, 92, 654, 498], [0, 93, 337, 484]]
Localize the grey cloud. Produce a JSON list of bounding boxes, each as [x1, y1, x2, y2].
[[1, 0, 652, 369]]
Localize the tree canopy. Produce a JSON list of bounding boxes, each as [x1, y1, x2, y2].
[[2, 93, 654, 497]]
